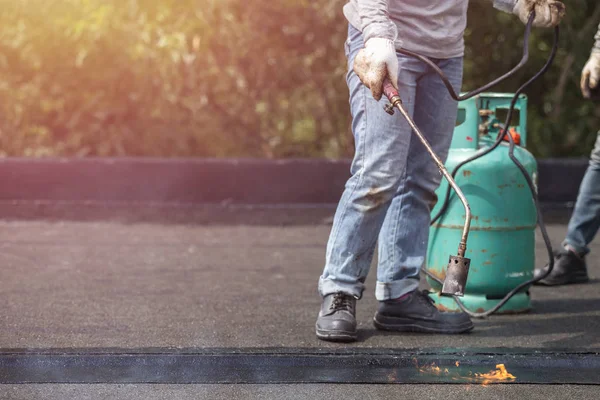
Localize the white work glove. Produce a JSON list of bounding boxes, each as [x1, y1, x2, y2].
[[512, 0, 566, 28], [581, 52, 600, 99], [353, 38, 399, 101]]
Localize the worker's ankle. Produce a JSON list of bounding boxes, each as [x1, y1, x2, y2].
[[386, 291, 415, 303], [564, 244, 584, 260]]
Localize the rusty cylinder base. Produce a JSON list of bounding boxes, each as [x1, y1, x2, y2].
[[441, 255, 471, 297]]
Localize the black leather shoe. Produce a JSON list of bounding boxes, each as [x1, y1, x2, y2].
[[315, 292, 358, 342], [533, 249, 589, 286], [373, 290, 473, 334]]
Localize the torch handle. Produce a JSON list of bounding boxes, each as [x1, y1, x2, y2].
[[382, 78, 399, 101]]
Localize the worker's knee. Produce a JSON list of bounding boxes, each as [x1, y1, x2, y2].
[[408, 177, 440, 211], [352, 171, 401, 212]]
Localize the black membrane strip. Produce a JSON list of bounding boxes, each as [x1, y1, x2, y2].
[[1, 348, 599, 384]]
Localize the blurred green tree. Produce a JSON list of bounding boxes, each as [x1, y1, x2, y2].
[[465, 0, 600, 158], [0, 0, 598, 158]]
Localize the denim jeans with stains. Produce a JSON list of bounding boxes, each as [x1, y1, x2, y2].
[[563, 131, 600, 256], [318, 25, 463, 301]]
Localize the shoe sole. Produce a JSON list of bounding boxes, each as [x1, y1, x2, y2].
[[315, 326, 358, 342], [373, 313, 474, 334], [533, 275, 590, 286]]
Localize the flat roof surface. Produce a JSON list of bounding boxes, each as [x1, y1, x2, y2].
[[1, 204, 598, 398]]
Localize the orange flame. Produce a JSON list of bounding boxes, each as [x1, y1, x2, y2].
[[474, 364, 516, 386], [416, 361, 516, 386], [417, 362, 448, 375]]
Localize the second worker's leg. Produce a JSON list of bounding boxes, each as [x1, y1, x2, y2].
[[534, 132, 600, 285]]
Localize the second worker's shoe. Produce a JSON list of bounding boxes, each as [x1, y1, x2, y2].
[[315, 292, 358, 342], [533, 248, 589, 286], [373, 290, 474, 334]]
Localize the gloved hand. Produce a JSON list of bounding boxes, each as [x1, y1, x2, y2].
[[353, 38, 399, 101], [512, 0, 566, 28], [581, 52, 600, 99]]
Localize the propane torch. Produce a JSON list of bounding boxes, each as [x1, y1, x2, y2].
[[382, 78, 472, 297]]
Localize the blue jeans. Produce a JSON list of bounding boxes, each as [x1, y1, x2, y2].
[[318, 25, 463, 301], [564, 131, 600, 256]]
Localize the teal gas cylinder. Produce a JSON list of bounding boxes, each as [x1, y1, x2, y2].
[[426, 93, 537, 314]]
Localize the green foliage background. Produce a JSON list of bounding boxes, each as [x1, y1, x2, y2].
[[0, 0, 598, 158]]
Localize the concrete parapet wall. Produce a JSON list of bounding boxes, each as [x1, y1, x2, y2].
[[0, 158, 588, 206]]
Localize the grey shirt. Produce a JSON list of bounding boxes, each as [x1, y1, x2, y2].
[[343, 0, 517, 59], [594, 23, 600, 53]]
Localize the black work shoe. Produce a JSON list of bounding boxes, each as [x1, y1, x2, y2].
[[533, 249, 589, 286], [373, 290, 474, 334], [315, 292, 358, 342]]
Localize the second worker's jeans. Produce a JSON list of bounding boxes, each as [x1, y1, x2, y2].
[[564, 131, 600, 256]]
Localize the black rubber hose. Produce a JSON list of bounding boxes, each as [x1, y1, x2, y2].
[[399, 15, 532, 102], [431, 13, 532, 225], [421, 23, 560, 318]]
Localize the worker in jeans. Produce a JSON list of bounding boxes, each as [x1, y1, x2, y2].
[[316, 0, 565, 342], [534, 25, 600, 286]]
